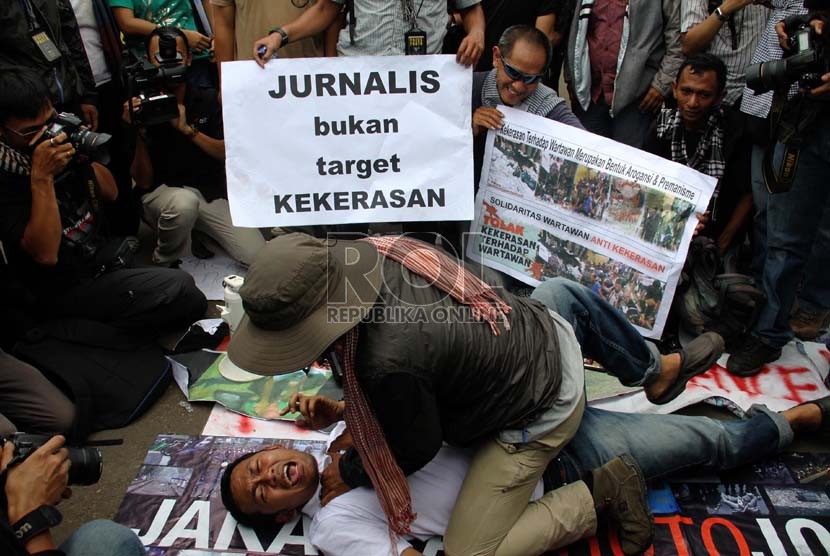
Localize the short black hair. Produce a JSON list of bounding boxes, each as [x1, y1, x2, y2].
[[0, 67, 51, 126], [804, 0, 830, 10], [498, 25, 553, 72], [220, 451, 282, 527], [146, 25, 190, 53], [676, 53, 727, 93]]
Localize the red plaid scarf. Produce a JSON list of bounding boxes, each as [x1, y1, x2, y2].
[[340, 236, 512, 537]]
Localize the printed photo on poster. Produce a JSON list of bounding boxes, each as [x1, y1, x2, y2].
[[468, 108, 717, 338]]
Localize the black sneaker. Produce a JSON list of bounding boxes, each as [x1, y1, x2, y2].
[[727, 335, 782, 377]]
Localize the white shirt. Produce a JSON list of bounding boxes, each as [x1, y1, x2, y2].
[[306, 425, 544, 556], [69, 0, 112, 86], [680, 0, 769, 106]]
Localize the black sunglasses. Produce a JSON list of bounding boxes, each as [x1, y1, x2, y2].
[[500, 55, 545, 85]]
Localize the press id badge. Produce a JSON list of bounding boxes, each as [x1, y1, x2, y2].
[[405, 28, 427, 55], [31, 31, 62, 63]]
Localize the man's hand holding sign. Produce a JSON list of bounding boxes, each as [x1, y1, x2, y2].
[[221, 55, 473, 227]]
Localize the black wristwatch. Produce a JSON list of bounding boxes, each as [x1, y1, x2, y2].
[[268, 26, 289, 46], [12, 505, 63, 546], [714, 7, 730, 21]]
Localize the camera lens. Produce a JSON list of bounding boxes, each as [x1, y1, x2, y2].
[[70, 129, 112, 155], [66, 446, 103, 486], [745, 59, 790, 94]]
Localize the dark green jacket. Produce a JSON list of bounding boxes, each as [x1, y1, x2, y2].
[[341, 258, 563, 487], [0, 0, 98, 108]]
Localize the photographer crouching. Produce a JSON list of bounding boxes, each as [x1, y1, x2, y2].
[[727, 0, 830, 375], [0, 434, 144, 555], [124, 27, 265, 267], [0, 67, 205, 335]]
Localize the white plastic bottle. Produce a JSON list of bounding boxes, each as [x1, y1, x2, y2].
[[220, 275, 245, 333]]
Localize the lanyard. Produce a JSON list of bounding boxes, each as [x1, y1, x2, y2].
[[17, 0, 41, 32], [401, 0, 425, 29]]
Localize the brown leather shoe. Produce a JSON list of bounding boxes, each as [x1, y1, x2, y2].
[[790, 307, 830, 340], [591, 455, 654, 555]]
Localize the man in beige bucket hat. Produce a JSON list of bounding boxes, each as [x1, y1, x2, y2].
[[227, 232, 724, 555]]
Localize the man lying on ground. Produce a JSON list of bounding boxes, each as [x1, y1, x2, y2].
[[224, 233, 725, 555], [221, 392, 830, 556]]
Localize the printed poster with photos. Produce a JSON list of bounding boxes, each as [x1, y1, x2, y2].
[[467, 107, 717, 338], [115, 435, 830, 555]]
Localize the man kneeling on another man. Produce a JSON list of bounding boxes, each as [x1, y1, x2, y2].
[[221, 392, 830, 555]]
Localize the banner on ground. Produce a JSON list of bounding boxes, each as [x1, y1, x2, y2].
[[116, 434, 830, 555], [593, 340, 830, 415], [467, 107, 717, 338], [169, 351, 335, 422], [222, 56, 473, 227]]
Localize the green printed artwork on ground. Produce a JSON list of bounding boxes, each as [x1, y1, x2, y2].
[[188, 354, 331, 421]]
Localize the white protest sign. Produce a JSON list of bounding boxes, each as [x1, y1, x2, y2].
[[221, 55, 473, 227], [467, 107, 717, 338]]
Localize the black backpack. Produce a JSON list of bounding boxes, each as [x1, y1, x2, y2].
[[676, 237, 766, 348], [13, 319, 171, 441]]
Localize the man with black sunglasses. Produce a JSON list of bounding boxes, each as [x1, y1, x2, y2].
[[472, 25, 583, 190]]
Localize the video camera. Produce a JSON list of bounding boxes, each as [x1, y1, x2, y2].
[[0, 433, 103, 486], [746, 14, 830, 94], [40, 112, 111, 165], [121, 31, 188, 126]]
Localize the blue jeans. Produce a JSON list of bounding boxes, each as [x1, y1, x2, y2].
[[60, 520, 146, 556], [551, 405, 792, 484], [531, 278, 660, 387], [754, 114, 830, 347], [751, 143, 830, 313]]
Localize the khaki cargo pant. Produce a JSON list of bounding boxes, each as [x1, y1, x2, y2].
[[444, 393, 596, 556]]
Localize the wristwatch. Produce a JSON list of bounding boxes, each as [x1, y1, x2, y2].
[[12, 505, 62, 546], [715, 7, 730, 21], [268, 26, 289, 46]]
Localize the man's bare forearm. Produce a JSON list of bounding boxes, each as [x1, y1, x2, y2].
[[213, 4, 237, 65], [22, 176, 62, 265], [283, 0, 341, 44]]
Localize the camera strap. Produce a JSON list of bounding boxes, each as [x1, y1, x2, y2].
[[762, 142, 799, 194], [12, 505, 62, 546], [761, 88, 805, 194]]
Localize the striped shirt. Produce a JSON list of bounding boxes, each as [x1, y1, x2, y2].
[[739, 0, 807, 118], [331, 0, 480, 57], [680, 0, 769, 106]]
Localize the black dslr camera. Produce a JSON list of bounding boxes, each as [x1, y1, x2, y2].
[[0, 433, 103, 486], [746, 14, 830, 93], [121, 32, 188, 126], [41, 112, 111, 164]]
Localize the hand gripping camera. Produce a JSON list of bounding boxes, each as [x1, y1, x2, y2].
[[0, 433, 105, 486], [41, 112, 112, 164], [746, 14, 830, 94], [121, 31, 188, 126]]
